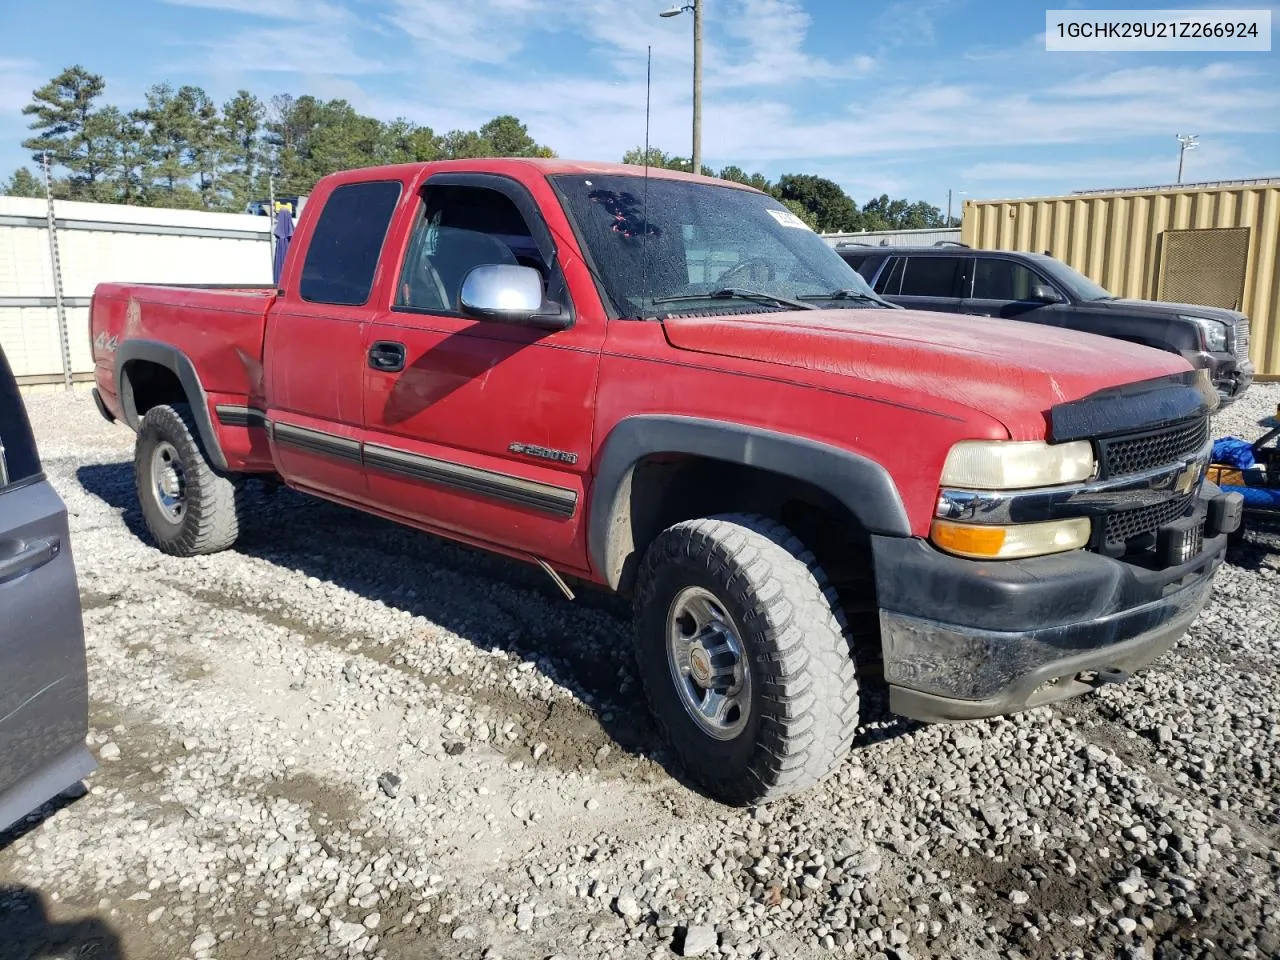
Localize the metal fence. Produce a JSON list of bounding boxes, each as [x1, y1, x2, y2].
[[0, 196, 272, 391]]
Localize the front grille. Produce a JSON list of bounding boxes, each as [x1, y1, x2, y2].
[[1104, 493, 1196, 547], [1235, 318, 1251, 362], [1098, 418, 1208, 478]]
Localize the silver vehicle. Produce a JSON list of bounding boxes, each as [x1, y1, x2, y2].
[[0, 347, 94, 833]]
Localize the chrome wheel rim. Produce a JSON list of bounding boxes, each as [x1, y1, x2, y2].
[[666, 587, 751, 741], [151, 441, 187, 523]]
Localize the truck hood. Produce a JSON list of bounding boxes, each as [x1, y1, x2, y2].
[[661, 308, 1193, 438], [1097, 298, 1246, 324]]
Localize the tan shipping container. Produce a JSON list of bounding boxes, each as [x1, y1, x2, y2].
[[961, 183, 1280, 378]]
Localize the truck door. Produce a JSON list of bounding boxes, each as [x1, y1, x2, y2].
[[361, 174, 603, 569], [265, 179, 403, 505], [960, 257, 1068, 326], [0, 350, 94, 831]]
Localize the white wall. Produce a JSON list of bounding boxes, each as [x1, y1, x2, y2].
[[822, 227, 962, 248], [0, 197, 272, 383]]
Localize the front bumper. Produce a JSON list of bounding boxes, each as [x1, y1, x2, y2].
[[1183, 350, 1254, 404], [873, 486, 1237, 722]]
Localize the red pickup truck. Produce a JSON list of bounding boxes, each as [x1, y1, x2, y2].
[[90, 159, 1241, 804]]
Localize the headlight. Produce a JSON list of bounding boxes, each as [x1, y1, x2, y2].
[[940, 440, 1096, 489], [931, 517, 1092, 559], [1182, 316, 1228, 353]]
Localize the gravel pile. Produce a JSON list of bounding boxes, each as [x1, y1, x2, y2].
[[2, 387, 1277, 960]]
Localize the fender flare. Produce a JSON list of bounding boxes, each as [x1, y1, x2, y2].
[[114, 339, 229, 471], [588, 415, 911, 591]]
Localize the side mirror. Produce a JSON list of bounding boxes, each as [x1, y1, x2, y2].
[[459, 264, 572, 331], [1029, 283, 1062, 303]]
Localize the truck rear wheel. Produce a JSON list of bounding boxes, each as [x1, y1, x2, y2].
[[633, 514, 860, 805], [134, 403, 242, 556]]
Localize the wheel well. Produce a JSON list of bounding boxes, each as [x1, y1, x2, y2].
[[120, 360, 188, 426], [610, 455, 880, 662]]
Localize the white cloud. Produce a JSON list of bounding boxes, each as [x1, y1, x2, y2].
[[161, 0, 348, 21], [871, 0, 952, 47], [190, 27, 392, 76], [386, 0, 557, 63], [0, 58, 42, 118]]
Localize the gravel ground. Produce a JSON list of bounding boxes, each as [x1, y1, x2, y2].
[[2, 385, 1278, 960]]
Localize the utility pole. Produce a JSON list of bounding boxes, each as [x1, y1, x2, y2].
[[660, 1, 703, 175], [1175, 133, 1198, 184], [692, 0, 702, 176]]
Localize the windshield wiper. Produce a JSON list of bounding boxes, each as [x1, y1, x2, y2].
[[651, 288, 819, 311], [797, 289, 886, 305]]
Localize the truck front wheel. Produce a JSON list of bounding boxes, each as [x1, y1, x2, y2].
[[134, 403, 242, 556], [633, 514, 861, 805]]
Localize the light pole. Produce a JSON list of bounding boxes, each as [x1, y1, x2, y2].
[[946, 189, 967, 227], [660, 1, 702, 176], [1175, 133, 1198, 184]]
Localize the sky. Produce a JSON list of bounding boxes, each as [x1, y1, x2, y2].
[[1, 0, 1277, 211]]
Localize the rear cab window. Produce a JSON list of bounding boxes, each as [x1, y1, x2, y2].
[[0, 351, 42, 490], [299, 181, 403, 306]]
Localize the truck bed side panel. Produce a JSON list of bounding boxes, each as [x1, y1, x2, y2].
[[91, 283, 276, 471]]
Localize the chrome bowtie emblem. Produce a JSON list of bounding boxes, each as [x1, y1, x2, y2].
[[1174, 460, 1205, 495]]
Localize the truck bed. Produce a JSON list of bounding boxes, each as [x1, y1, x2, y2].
[[91, 283, 278, 467]]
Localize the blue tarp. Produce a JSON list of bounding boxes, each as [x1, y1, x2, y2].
[[1212, 437, 1257, 470]]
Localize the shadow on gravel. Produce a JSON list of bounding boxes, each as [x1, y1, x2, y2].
[[0, 791, 84, 854], [77, 461, 917, 792], [1226, 527, 1280, 570], [0, 886, 124, 960]]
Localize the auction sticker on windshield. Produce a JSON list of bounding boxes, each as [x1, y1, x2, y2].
[[1046, 9, 1271, 50], [767, 208, 812, 230]]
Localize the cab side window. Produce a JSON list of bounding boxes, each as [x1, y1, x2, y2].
[[0, 351, 41, 489], [397, 185, 552, 314], [899, 256, 961, 297], [972, 259, 1048, 301], [874, 257, 905, 295]]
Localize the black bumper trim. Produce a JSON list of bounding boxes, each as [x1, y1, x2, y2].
[[880, 574, 1213, 718], [91, 387, 116, 424], [887, 596, 1195, 722]]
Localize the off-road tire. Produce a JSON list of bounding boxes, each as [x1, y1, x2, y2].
[[134, 403, 242, 556], [633, 514, 861, 805]]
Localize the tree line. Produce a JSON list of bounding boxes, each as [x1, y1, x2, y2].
[[3, 65, 554, 211], [4, 64, 955, 233], [620, 147, 954, 233]]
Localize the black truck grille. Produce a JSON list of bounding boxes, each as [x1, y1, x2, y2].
[[1098, 417, 1208, 478], [1104, 493, 1196, 547]]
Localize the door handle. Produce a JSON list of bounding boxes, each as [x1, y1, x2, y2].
[[368, 341, 406, 373], [0, 537, 60, 585]]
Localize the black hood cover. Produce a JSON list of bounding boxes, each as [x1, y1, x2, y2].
[[1049, 370, 1219, 442]]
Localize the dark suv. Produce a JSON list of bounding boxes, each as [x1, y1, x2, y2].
[[838, 244, 1254, 403]]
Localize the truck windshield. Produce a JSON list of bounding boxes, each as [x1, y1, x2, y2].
[[550, 173, 878, 319]]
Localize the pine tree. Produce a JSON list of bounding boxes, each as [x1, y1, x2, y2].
[[2, 168, 43, 198], [222, 90, 264, 209], [21, 65, 108, 198]]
